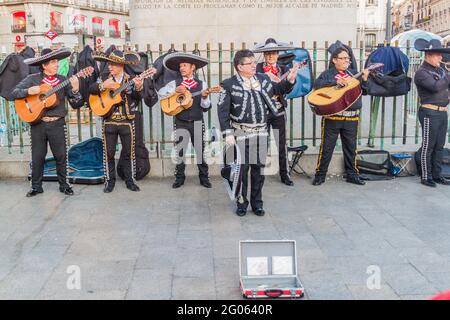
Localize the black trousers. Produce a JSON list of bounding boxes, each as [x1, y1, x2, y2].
[[30, 118, 69, 190], [237, 134, 268, 210], [418, 107, 448, 180], [315, 117, 359, 178], [173, 118, 208, 181], [267, 111, 289, 178], [103, 120, 135, 183]]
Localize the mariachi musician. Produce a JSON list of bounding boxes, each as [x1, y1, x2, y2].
[[254, 38, 296, 186], [10, 48, 84, 197], [414, 38, 450, 187], [157, 52, 214, 189], [312, 47, 369, 186], [90, 50, 154, 193]]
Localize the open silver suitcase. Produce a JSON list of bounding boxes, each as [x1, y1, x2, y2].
[[239, 240, 305, 299]]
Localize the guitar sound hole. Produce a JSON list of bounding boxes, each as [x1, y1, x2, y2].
[[109, 91, 115, 98], [39, 94, 46, 101], [176, 95, 185, 104]]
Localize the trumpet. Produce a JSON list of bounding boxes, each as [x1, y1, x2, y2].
[[441, 61, 450, 71]]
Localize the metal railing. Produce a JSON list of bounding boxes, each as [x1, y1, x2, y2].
[[1, 41, 446, 157]]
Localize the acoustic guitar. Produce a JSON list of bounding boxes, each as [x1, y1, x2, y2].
[[15, 67, 95, 124], [160, 86, 222, 116], [89, 67, 156, 117], [307, 63, 383, 116]]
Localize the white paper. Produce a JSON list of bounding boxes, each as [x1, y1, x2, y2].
[[272, 256, 293, 275], [247, 257, 268, 276]]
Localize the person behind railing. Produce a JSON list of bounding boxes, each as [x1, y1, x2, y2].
[[413, 38, 450, 188]]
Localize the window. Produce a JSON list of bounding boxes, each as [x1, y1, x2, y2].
[[12, 11, 26, 33], [50, 11, 63, 33], [92, 17, 104, 36], [109, 19, 121, 38], [365, 33, 377, 49], [69, 14, 87, 34]]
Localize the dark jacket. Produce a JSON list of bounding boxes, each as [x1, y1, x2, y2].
[[0, 46, 40, 100], [414, 61, 450, 107], [313, 66, 368, 111], [10, 72, 84, 119], [256, 62, 289, 112], [75, 45, 100, 106], [217, 72, 294, 134], [89, 72, 143, 121]]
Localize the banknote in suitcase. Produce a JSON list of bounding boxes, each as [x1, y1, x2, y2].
[[239, 240, 305, 299]]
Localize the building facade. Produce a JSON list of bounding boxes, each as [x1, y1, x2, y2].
[[0, 0, 129, 53], [392, 0, 449, 37], [392, 0, 414, 36], [357, 0, 387, 51]]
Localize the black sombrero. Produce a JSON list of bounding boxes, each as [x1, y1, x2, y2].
[[414, 38, 450, 54], [92, 50, 140, 65], [253, 38, 295, 53], [163, 52, 209, 72], [221, 144, 243, 201], [24, 47, 71, 66]]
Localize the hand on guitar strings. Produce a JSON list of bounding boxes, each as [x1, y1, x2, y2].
[[28, 86, 41, 95], [336, 78, 348, 87], [102, 78, 116, 90], [175, 85, 187, 94]]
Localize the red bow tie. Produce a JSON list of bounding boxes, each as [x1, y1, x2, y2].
[[263, 65, 279, 75]]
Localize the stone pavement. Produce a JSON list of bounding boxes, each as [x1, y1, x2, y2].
[[1, 175, 450, 300]]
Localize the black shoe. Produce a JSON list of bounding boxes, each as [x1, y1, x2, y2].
[[253, 208, 265, 216], [281, 176, 294, 186], [346, 176, 366, 186], [26, 188, 43, 197], [172, 179, 185, 189], [312, 176, 325, 186], [126, 182, 140, 192], [103, 181, 115, 193], [200, 179, 212, 188], [236, 207, 247, 217], [433, 177, 450, 185], [59, 186, 74, 195], [421, 179, 437, 187]]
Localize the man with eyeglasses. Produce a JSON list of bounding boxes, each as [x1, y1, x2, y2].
[[312, 47, 369, 186], [217, 49, 299, 217]]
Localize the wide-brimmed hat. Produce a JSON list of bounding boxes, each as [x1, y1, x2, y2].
[[414, 38, 450, 54], [24, 47, 71, 66], [92, 50, 140, 65], [221, 144, 243, 201], [253, 38, 295, 53], [163, 52, 209, 72]]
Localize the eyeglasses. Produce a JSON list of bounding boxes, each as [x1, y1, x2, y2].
[[336, 57, 350, 61], [240, 61, 257, 66]]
